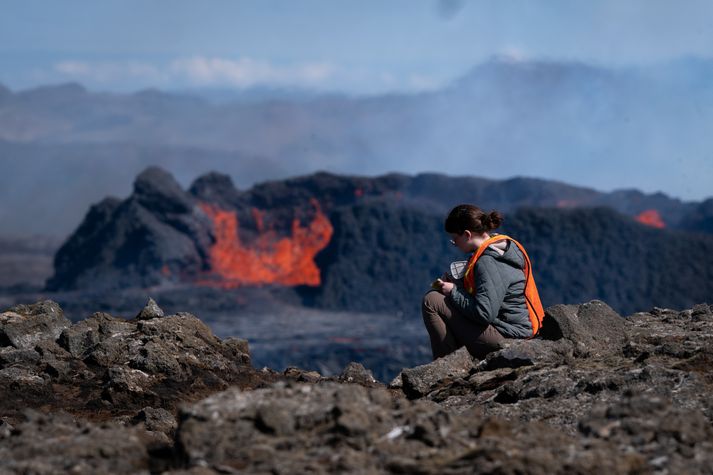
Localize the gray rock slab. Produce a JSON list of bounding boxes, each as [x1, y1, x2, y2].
[[135, 297, 165, 320], [0, 300, 70, 349], [339, 361, 377, 385], [400, 346, 474, 399], [478, 338, 574, 371], [540, 300, 627, 357]]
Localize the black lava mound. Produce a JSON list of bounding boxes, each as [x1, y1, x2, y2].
[[47, 167, 713, 315], [307, 203, 713, 315]]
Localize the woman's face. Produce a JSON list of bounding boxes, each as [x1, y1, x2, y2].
[[449, 230, 473, 253], [450, 230, 489, 253]]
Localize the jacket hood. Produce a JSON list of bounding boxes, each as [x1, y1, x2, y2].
[[483, 239, 525, 270]]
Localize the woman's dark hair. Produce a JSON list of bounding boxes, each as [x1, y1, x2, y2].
[[444, 204, 503, 235]]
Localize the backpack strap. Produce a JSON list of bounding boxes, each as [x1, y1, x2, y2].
[[463, 234, 545, 337]]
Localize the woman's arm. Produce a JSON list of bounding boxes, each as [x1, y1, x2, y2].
[[447, 255, 507, 326]]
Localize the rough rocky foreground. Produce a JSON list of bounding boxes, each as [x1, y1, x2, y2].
[[1, 299, 712, 474]]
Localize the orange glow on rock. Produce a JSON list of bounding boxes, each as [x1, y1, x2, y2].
[[635, 209, 666, 229], [556, 199, 578, 208], [329, 336, 359, 344], [198, 199, 333, 288], [251, 207, 265, 232]]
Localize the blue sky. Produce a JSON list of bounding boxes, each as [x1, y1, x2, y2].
[[3, 0, 713, 94]]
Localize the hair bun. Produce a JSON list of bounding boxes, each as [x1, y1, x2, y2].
[[444, 204, 505, 235], [488, 211, 503, 230]]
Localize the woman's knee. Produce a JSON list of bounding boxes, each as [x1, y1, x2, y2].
[[422, 291, 448, 331], [422, 290, 445, 313]]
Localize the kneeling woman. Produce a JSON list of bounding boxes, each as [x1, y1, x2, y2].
[[423, 204, 544, 360]]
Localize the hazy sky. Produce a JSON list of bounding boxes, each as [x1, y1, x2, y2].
[[1, 0, 712, 204], [2, 0, 713, 93]]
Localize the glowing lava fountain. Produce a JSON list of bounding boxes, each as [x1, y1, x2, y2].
[[635, 209, 666, 229], [198, 199, 333, 287]]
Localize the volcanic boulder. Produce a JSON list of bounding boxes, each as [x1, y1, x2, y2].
[[0, 300, 70, 349], [400, 346, 474, 399], [338, 361, 378, 385], [0, 299, 255, 419], [539, 299, 628, 357]]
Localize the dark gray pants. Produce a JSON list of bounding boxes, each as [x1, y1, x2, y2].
[[422, 290, 505, 360]]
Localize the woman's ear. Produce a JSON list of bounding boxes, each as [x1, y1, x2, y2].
[[464, 230, 472, 239]]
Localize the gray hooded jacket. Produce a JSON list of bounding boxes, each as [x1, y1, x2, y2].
[[448, 239, 533, 338]]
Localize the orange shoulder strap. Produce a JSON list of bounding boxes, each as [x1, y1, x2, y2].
[[463, 234, 545, 337]]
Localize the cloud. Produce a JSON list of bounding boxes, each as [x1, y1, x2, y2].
[[407, 74, 441, 91], [53, 57, 335, 89], [494, 47, 528, 63], [49, 56, 450, 94], [169, 57, 335, 88]]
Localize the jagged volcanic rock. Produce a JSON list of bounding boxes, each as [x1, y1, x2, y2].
[[0, 300, 69, 348], [174, 381, 646, 474], [392, 301, 713, 474], [338, 361, 377, 385], [539, 299, 628, 357], [400, 347, 474, 399], [0, 299, 712, 473], [0, 410, 153, 474], [47, 167, 214, 291], [0, 299, 255, 421], [47, 167, 343, 291]]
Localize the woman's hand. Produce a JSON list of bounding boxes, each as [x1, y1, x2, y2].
[[440, 281, 455, 295], [433, 279, 455, 295]]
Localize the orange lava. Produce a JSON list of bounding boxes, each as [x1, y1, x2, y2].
[[635, 209, 666, 229], [198, 199, 333, 288]]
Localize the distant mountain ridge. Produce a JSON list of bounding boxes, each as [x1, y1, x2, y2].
[[1, 57, 712, 239]]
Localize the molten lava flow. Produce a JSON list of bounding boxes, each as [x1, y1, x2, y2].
[[635, 209, 666, 229], [198, 199, 333, 288]]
